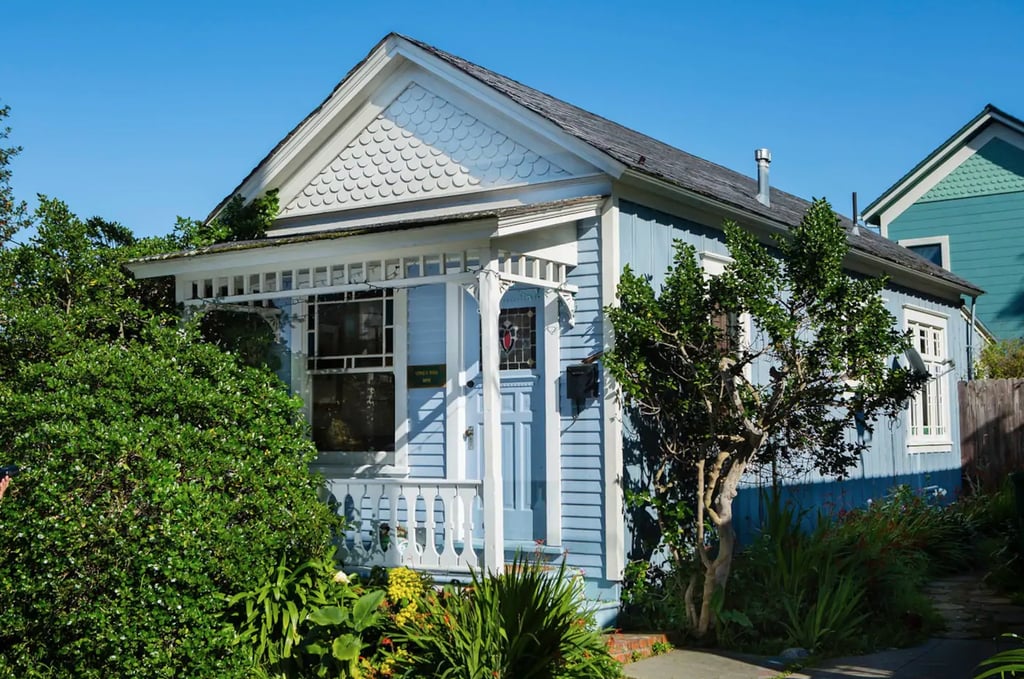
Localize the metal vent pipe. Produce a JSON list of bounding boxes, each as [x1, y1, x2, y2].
[[755, 148, 771, 207]]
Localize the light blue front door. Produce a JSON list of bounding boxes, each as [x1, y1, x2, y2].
[[465, 285, 545, 543]]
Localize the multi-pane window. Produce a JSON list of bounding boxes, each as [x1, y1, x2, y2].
[[906, 308, 949, 446], [307, 290, 396, 452]]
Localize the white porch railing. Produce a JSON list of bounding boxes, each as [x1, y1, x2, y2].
[[328, 478, 483, 573]]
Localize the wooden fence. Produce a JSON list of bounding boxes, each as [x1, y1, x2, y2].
[[959, 379, 1024, 490]]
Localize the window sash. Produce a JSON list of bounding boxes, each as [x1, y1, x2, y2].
[[907, 315, 948, 442]]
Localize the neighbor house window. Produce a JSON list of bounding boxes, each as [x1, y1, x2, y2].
[[899, 236, 950, 270], [905, 307, 950, 449], [307, 290, 395, 452]]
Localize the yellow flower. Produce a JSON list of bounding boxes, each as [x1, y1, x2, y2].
[[332, 570, 351, 585]]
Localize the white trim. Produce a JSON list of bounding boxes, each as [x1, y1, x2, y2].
[[445, 283, 466, 482], [543, 289, 563, 547], [897, 235, 951, 270], [478, 255, 506, 571], [224, 38, 399, 216], [270, 175, 612, 239], [698, 250, 733, 276], [600, 197, 625, 581], [699, 251, 752, 380], [219, 35, 618, 224], [904, 304, 950, 322], [129, 222, 497, 279], [303, 288, 411, 476], [393, 288, 410, 470], [496, 198, 604, 236], [903, 305, 953, 452], [876, 122, 1024, 236]]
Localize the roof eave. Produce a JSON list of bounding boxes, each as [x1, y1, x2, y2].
[[620, 169, 983, 300], [863, 104, 1024, 222]]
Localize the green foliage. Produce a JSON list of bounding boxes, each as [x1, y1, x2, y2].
[[176, 189, 279, 248], [605, 199, 926, 633], [223, 549, 384, 678], [974, 634, 1024, 679], [977, 338, 1024, 379], [717, 489, 970, 656], [199, 307, 283, 371], [955, 482, 1024, 597], [390, 556, 622, 679], [0, 102, 31, 244], [0, 197, 341, 677]]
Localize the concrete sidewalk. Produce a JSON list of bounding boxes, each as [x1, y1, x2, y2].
[[624, 638, 1003, 679]]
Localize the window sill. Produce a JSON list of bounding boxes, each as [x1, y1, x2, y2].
[[906, 440, 953, 454], [311, 451, 409, 477]]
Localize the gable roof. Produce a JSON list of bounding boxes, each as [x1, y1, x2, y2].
[[863, 104, 1024, 223], [206, 33, 982, 297]]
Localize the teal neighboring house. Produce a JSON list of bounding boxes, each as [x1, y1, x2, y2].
[[864, 104, 1024, 341]]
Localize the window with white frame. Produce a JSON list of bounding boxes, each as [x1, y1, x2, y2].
[[700, 251, 749, 358], [905, 307, 950, 448], [899, 236, 950, 270], [306, 289, 396, 452]]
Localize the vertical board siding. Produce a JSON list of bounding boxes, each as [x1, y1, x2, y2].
[[618, 201, 967, 543], [960, 379, 1024, 490], [407, 285, 446, 478], [560, 216, 607, 583], [890, 183, 1024, 340]]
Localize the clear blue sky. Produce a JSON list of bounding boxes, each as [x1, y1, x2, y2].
[[4, 0, 1024, 237]]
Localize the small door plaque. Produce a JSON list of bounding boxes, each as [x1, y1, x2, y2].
[[408, 364, 446, 388]]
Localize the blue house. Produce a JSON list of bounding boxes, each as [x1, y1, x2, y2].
[[128, 34, 983, 624], [864, 104, 1021, 341]]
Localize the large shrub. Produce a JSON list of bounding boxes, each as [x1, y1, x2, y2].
[[0, 197, 341, 677], [0, 327, 340, 677]]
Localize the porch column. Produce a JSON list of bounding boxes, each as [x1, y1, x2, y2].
[[478, 259, 505, 572]]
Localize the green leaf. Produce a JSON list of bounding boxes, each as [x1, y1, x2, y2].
[[351, 590, 385, 631], [331, 634, 361, 661], [308, 605, 348, 626]]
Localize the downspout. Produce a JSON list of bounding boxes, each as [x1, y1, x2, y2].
[[967, 295, 977, 380]]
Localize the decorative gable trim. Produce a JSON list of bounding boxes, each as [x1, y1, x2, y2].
[[865, 106, 1024, 236], [211, 34, 619, 226], [280, 83, 572, 218]]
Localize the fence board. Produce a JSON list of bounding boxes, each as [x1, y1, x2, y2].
[[959, 379, 1024, 490]]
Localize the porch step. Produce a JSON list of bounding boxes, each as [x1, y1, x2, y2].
[[604, 632, 671, 664]]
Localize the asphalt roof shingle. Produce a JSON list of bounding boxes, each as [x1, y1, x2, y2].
[[202, 33, 982, 297]]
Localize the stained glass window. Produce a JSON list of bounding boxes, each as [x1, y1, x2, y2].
[[498, 307, 537, 370]]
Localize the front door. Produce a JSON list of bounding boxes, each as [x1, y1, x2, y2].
[[465, 286, 545, 543]]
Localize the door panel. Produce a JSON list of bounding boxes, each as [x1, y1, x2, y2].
[[464, 286, 545, 543]]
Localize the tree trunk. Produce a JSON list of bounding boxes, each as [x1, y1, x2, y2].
[[694, 461, 746, 638]]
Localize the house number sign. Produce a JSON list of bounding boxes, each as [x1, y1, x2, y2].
[[407, 364, 446, 388]]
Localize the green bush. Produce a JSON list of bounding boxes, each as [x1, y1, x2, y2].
[[977, 338, 1024, 379], [389, 556, 622, 679], [955, 482, 1024, 598], [223, 548, 384, 678], [0, 328, 341, 678]]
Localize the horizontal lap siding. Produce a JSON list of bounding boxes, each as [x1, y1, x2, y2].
[[560, 217, 606, 577], [407, 285, 446, 478], [890, 189, 1024, 340]]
